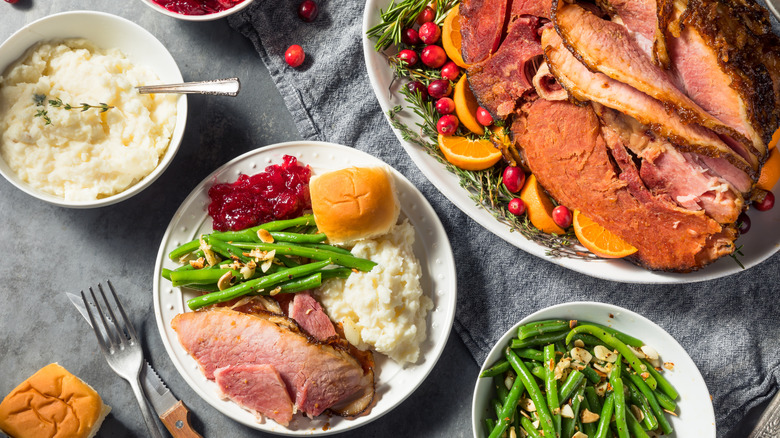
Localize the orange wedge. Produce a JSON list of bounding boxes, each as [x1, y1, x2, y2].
[[437, 134, 502, 170], [758, 146, 780, 191], [769, 128, 780, 151], [454, 75, 484, 135], [519, 174, 565, 234], [442, 4, 469, 69], [572, 210, 638, 258]]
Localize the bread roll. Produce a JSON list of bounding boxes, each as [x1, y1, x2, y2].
[[0, 363, 110, 438], [310, 166, 400, 244]]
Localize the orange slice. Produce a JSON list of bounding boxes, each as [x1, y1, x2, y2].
[[437, 134, 502, 170], [758, 146, 780, 191], [572, 210, 638, 258], [769, 128, 780, 151], [442, 4, 469, 69], [454, 75, 484, 135], [519, 174, 565, 234]]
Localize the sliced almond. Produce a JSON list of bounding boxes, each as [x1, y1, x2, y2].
[[519, 397, 536, 412], [573, 339, 585, 348], [560, 403, 575, 419], [189, 257, 205, 269], [630, 404, 644, 422], [257, 229, 274, 243], [640, 345, 659, 360], [240, 260, 256, 280], [573, 432, 588, 438], [594, 345, 618, 363], [217, 271, 234, 290], [571, 347, 593, 365], [580, 408, 600, 423], [664, 362, 675, 370], [555, 358, 572, 380]]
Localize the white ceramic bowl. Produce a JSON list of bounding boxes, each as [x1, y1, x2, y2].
[[472, 302, 716, 437], [0, 11, 187, 208], [139, 0, 255, 21]]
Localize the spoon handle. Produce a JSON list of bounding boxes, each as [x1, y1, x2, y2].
[[748, 389, 780, 438], [136, 78, 240, 96]]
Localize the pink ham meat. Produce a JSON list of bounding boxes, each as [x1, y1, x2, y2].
[[460, 0, 509, 63], [214, 364, 294, 426], [542, 28, 758, 178], [593, 0, 672, 67], [510, 0, 553, 20], [171, 308, 369, 417], [553, 3, 756, 163], [289, 291, 337, 341], [467, 15, 543, 118]]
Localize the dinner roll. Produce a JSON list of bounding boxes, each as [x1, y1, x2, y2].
[[0, 363, 111, 438], [310, 166, 400, 244]]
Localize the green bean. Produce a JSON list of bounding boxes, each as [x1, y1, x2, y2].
[[569, 333, 608, 347], [510, 331, 568, 349], [491, 398, 502, 418], [168, 239, 200, 261], [561, 384, 585, 438], [626, 380, 658, 431], [584, 386, 602, 413], [529, 363, 546, 381], [517, 319, 571, 340], [587, 322, 644, 348], [299, 242, 353, 255], [233, 242, 376, 272], [161, 268, 173, 281], [186, 260, 331, 310], [595, 392, 615, 438], [609, 354, 629, 438], [505, 348, 556, 438], [520, 416, 544, 438], [274, 273, 322, 294], [320, 268, 352, 280], [278, 255, 301, 268], [269, 231, 327, 243], [170, 268, 239, 287], [254, 214, 316, 231], [581, 365, 602, 384], [513, 347, 544, 362], [580, 395, 599, 436], [566, 325, 657, 390], [558, 370, 585, 403], [494, 375, 509, 402], [208, 229, 256, 243], [626, 408, 650, 438], [642, 359, 679, 400], [488, 368, 525, 438], [484, 419, 495, 437], [626, 371, 673, 434], [204, 236, 252, 263], [480, 360, 511, 378], [543, 344, 562, 434], [654, 388, 677, 411]]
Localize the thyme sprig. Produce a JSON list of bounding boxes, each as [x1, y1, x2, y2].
[[33, 94, 114, 125]]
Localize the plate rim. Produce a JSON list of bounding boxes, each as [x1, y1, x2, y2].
[[152, 140, 457, 435], [470, 301, 716, 438], [360, 0, 780, 284]]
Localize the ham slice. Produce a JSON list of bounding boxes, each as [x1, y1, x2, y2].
[[172, 308, 370, 418], [289, 291, 337, 341], [542, 28, 758, 177], [214, 364, 294, 426], [460, 0, 510, 63], [593, 0, 672, 67]]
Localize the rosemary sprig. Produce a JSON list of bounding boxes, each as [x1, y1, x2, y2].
[[367, 0, 459, 52], [33, 94, 114, 125]]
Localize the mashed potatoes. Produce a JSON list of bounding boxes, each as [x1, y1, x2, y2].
[[0, 39, 177, 201], [314, 220, 433, 365]]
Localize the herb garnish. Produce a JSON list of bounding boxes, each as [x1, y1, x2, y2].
[[367, 0, 457, 52], [33, 94, 113, 125]]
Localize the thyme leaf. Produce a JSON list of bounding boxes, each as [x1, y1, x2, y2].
[[33, 94, 114, 124]]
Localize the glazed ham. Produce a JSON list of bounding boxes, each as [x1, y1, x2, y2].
[[289, 291, 337, 341], [214, 364, 294, 426], [171, 308, 371, 419], [460, 0, 508, 63]]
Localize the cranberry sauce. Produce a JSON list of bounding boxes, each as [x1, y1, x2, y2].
[[152, 0, 245, 15], [208, 155, 312, 231]]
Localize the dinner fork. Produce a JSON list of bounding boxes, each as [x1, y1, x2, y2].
[[81, 281, 164, 438]]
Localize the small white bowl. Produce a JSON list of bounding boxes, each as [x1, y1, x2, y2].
[[0, 11, 187, 208], [138, 0, 255, 21], [472, 301, 716, 437]]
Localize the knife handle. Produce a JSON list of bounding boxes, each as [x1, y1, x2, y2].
[[160, 401, 204, 438]]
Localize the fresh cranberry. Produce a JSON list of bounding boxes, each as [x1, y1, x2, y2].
[[437, 115, 459, 135], [754, 191, 775, 211], [552, 205, 573, 229], [428, 79, 452, 99], [416, 6, 435, 24], [402, 28, 420, 45], [285, 45, 305, 67], [406, 81, 428, 100], [440, 61, 460, 82], [421, 45, 447, 68], [502, 166, 525, 193], [297, 0, 318, 22], [435, 97, 456, 115], [477, 107, 494, 126], [738, 212, 751, 234], [397, 49, 419, 67], [508, 198, 526, 216], [418, 22, 441, 44]]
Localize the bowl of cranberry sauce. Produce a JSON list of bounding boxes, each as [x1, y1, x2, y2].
[[139, 0, 255, 21]]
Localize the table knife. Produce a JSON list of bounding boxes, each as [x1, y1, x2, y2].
[[66, 292, 203, 437]]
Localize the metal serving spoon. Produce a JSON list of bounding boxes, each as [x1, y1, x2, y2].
[[136, 77, 240, 96], [748, 390, 780, 438], [767, 0, 780, 22]]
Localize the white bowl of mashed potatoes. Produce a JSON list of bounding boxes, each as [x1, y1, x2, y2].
[[0, 11, 187, 208]]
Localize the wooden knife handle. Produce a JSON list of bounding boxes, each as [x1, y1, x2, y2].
[[159, 401, 204, 438]]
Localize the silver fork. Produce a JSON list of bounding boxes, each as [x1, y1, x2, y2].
[[81, 281, 164, 438]]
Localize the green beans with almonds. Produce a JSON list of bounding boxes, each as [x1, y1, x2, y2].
[[626, 371, 673, 435], [488, 368, 525, 438], [594, 392, 615, 438], [610, 353, 629, 438], [506, 348, 557, 438], [517, 319, 571, 340], [544, 344, 562, 434], [232, 241, 376, 272]]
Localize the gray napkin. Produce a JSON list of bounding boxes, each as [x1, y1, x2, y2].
[[229, 2, 780, 436]]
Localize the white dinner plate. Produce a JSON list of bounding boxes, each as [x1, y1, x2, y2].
[[362, 0, 780, 284], [152, 141, 457, 435], [472, 302, 716, 437]]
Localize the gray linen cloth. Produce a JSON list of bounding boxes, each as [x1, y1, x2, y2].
[[229, 2, 780, 436]]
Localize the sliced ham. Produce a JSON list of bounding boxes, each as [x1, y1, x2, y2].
[[510, 0, 553, 20], [467, 15, 543, 118], [516, 99, 736, 271], [171, 308, 370, 417], [214, 364, 294, 426], [460, 0, 510, 63], [542, 28, 758, 177], [289, 291, 337, 341], [592, 0, 672, 67]]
